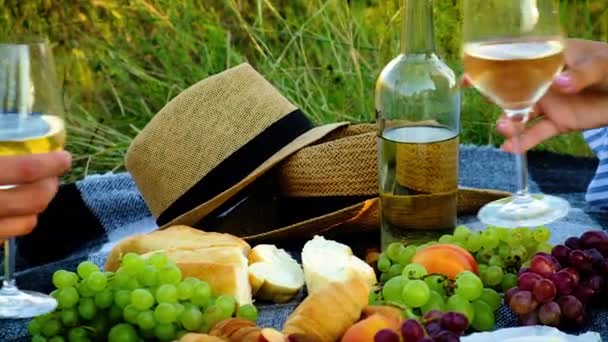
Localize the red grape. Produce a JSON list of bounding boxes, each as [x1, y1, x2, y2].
[[518, 267, 531, 276], [557, 295, 583, 320], [565, 237, 582, 250], [374, 329, 400, 342], [598, 259, 608, 277], [580, 231, 608, 255], [550, 271, 575, 296], [434, 330, 460, 342], [400, 320, 424, 342], [425, 322, 442, 338], [587, 274, 605, 294], [509, 290, 538, 315], [561, 267, 581, 285], [518, 311, 539, 326], [421, 310, 442, 325], [571, 285, 595, 304], [518, 272, 543, 291], [538, 301, 561, 327], [551, 245, 571, 266], [505, 287, 521, 304], [569, 250, 593, 273], [586, 248, 604, 267], [533, 278, 556, 303], [440, 312, 469, 335], [530, 255, 559, 278], [418, 339, 434, 342]]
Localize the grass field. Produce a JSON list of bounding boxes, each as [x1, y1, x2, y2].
[[2, 0, 608, 181]]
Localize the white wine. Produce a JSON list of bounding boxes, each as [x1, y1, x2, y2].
[[463, 38, 564, 111], [0, 114, 65, 156], [379, 126, 459, 247]]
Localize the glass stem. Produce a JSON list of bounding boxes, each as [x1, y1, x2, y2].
[[2, 238, 17, 294], [507, 109, 533, 205]]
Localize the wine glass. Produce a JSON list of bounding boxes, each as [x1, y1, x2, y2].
[[0, 38, 65, 318], [462, 0, 570, 227]]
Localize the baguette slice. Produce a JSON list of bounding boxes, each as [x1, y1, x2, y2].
[[141, 246, 252, 305], [247, 245, 304, 303], [105, 225, 250, 271], [301, 235, 376, 294]]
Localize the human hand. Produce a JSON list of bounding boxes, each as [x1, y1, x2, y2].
[[0, 151, 71, 239], [465, 39, 608, 153]]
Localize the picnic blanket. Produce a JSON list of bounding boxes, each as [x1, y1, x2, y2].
[[2, 144, 608, 341]]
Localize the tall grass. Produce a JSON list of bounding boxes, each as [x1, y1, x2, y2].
[[1, 0, 606, 181]]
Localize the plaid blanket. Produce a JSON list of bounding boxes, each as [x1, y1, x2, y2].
[[2, 145, 607, 341]]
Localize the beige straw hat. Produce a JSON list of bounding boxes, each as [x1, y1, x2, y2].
[[126, 63, 346, 229]]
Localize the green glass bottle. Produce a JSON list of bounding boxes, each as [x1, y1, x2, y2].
[[375, 0, 461, 249]]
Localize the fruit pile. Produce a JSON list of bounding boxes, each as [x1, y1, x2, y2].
[[27, 252, 258, 341], [506, 230, 608, 328], [373, 310, 469, 342], [370, 226, 550, 332]]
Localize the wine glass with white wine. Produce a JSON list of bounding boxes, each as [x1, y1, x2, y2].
[[0, 38, 65, 318], [462, 0, 570, 227]]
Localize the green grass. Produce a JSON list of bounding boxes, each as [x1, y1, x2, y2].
[[1, 0, 607, 181]]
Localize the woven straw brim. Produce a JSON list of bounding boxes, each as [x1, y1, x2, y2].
[[242, 187, 511, 244], [161, 122, 348, 229]]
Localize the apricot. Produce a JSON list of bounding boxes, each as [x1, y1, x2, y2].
[[340, 314, 399, 342], [412, 243, 478, 279]]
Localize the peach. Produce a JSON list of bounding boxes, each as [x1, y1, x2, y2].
[[259, 328, 287, 342], [412, 243, 478, 279], [361, 305, 403, 325], [340, 314, 399, 342]]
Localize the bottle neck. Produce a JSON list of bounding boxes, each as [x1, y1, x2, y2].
[[400, 0, 435, 54]]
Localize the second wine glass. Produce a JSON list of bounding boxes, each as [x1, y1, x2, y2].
[[462, 0, 570, 227]]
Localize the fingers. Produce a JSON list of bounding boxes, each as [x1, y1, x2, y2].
[[0, 177, 59, 217], [0, 215, 38, 239], [501, 119, 560, 153], [0, 151, 71, 186], [553, 50, 608, 94]]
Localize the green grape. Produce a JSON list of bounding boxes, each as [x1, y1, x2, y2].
[[68, 327, 88, 341], [488, 255, 504, 268], [122, 252, 146, 275], [123, 304, 141, 324], [126, 278, 141, 291], [156, 284, 178, 303], [155, 323, 176, 341], [380, 273, 391, 283], [199, 320, 211, 334], [131, 288, 155, 310], [77, 261, 100, 280], [532, 226, 550, 243], [159, 266, 182, 285], [511, 245, 528, 261], [377, 254, 391, 273], [386, 242, 404, 262], [471, 300, 495, 331], [401, 279, 430, 308], [387, 264, 404, 278], [475, 248, 493, 264], [397, 245, 417, 266], [455, 272, 483, 301], [41, 319, 62, 337], [402, 264, 427, 279], [177, 280, 195, 300], [57, 286, 79, 308], [439, 234, 455, 243], [236, 304, 258, 323], [52, 270, 78, 289], [497, 243, 511, 259], [78, 297, 97, 320], [477, 264, 488, 275], [465, 233, 482, 252], [446, 294, 475, 323], [454, 225, 471, 241], [91, 316, 109, 338], [94, 288, 114, 309], [155, 302, 178, 324], [203, 305, 229, 328], [420, 290, 445, 313], [174, 302, 185, 317], [60, 308, 79, 327], [479, 288, 501, 311], [536, 242, 553, 254], [49, 336, 66, 342], [483, 266, 504, 286], [137, 310, 156, 330], [148, 252, 169, 269], [31, 335, 47, 342], [138, 265, 160, 287], [481, 229, 500, 249], [180, 306, 204, 331], [87, 271, 108, 292], [501, 273, 518, 292], [382, 275, 409, 303], [424, 275, 446, 296], [112, 268, 131, 289], [494, 227, 509, 241], [108, 323, 138, 342], [114, 289, 132, 309], [28, 319, 42, 335], [77, 281, 95, 298], [215, 295, 237, 317], [191, 282, 212, 307]]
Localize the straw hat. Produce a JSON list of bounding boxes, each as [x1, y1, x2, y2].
[[126, 63, 346, 229]]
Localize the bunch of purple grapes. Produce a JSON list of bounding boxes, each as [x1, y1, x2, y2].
[[506, 230, 608, 328], [374, 310, 469, 342]]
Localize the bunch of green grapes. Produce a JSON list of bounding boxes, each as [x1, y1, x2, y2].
[[369, 225, 552, 332], [28, 253, 258, 342]]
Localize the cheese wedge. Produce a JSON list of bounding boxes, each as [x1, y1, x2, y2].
[[301, 235, 377, 294], [247, 244, 304, 303]]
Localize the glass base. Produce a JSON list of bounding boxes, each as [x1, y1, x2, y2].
[[0, 285, 57, 319], [478, 194, 570, 228]]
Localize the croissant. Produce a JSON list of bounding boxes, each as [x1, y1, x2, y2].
[[282, 274, 370, 341], [209, 318, 262, 342]]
